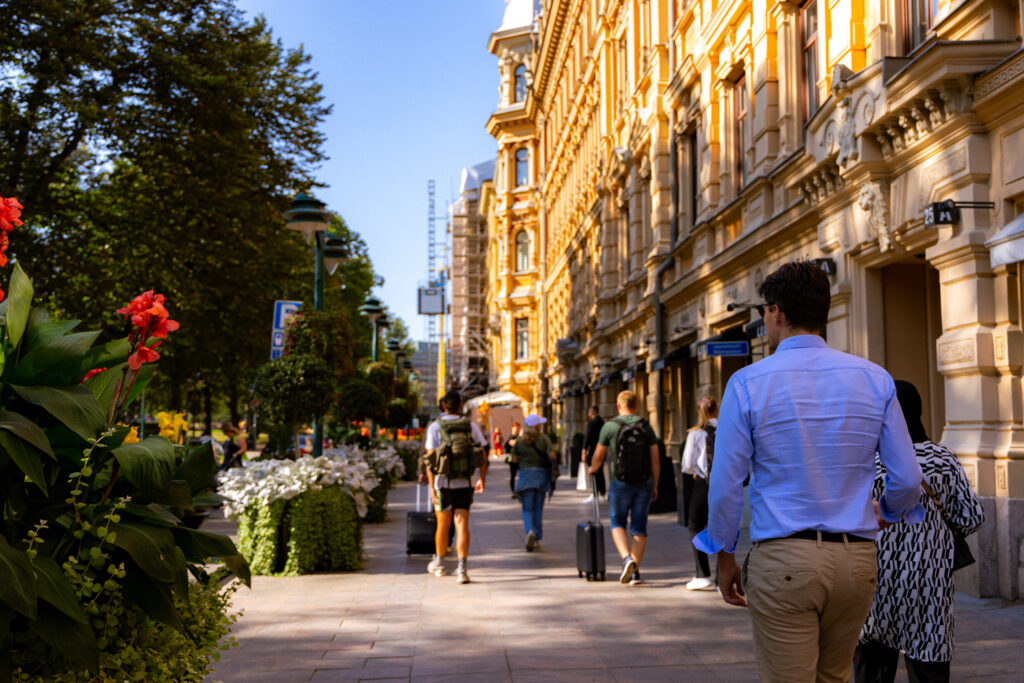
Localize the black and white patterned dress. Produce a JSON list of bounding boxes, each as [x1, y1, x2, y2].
[[859, 441, 985, 662]]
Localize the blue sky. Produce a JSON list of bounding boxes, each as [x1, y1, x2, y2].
[[236, 1, 505, 341]]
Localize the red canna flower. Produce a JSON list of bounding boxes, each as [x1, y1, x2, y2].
[[81, 367, 108, 382], [128, 344, 161, 370], [0, 197, 23, 232], [117, 290, 177, 370]]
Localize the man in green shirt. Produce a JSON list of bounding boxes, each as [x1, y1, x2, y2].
[[588, 390, 659, 585]]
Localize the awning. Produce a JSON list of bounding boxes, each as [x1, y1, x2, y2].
[[650, 344, 690, 371], [987, 213, 1024, 269], [465, 391, 524, 409], [745, 318, 766, 339]]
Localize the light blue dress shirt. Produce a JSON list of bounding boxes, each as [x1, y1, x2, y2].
[[694, 335, 924, 554]]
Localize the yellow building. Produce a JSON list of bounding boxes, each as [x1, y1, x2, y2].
[[486, 0, 1024, 598]]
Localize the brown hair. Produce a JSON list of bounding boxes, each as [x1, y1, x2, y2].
[[221, 421, 238, 436], [688, 396, 719, 431], [617, 390, 638, 411]]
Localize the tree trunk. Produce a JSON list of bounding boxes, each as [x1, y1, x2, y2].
[[203, 383, 213, 435]]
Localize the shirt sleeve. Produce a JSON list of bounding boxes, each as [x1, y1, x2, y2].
[[694, 376, 753, 555], [424, 422, 440, 451], [470, 421, 488, 448], [876, 382, 925, 524], [681, 431, 700, 475], [598, 421, 616, 447]]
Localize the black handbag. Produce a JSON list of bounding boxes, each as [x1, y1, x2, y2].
[[922, 481, 975, 571]]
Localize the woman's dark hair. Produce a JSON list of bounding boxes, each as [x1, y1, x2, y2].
[[757, 261, 831, 332], [895, 379, 929, 444]]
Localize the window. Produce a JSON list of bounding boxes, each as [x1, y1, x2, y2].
[[513, 64, 527, 102], [515, 230, 529, 271], [515, 318, 529, 360], [801, 1, 819, 122], [515, 147, 529, 186], [904, 0, 935, 53], [678, 130, 699, 232], [734, 75, 748, 191]]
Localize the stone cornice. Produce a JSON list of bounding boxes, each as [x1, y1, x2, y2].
[[974, 48, 1024, 103]]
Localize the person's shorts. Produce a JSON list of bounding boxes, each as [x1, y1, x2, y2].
[[608, 479, 653, 536], [439, 486, 474, 511]]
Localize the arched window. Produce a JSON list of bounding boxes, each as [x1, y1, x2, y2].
[[515, 230, 529, 271], [515, 148, 529, 187], [513, 64, 527, 102]]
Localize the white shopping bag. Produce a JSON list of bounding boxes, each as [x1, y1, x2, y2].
[[576, 465, 588, 491]]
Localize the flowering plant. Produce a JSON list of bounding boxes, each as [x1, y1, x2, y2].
[[157, 410, 188, 444], [326, 443, 406, 482], [217, 452, 381, 519]]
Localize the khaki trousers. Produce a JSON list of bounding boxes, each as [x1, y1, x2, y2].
[[744, 536, 878, 683]]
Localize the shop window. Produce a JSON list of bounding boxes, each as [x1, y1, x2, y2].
[[513, 64, 527, 103], [904, 0, 936, 53], [515, 148, 529, 186], [515, 318, 529, 360], [801, 1, 819, 122], [515, 230, 530, 272]]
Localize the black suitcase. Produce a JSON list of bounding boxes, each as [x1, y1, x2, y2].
[[407, 485, 436, 555], [576, 475, 606, 581]]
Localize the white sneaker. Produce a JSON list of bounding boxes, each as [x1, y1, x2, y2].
[[685, 577, 716, 591], [426, 557, 445, 577], [457, 568, 470, 584], [526, 530, 538, 552], [580, 495, 595, 504]]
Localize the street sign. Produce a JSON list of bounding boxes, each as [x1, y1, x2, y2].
[[706, 341, 750, 357], [270, 300, 303, 360], [924, 200, 960, 228]]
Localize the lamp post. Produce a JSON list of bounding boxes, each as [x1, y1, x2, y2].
[[283, 192, 345, 459], [376, 313, 390, 360], [386, 338, 404, 378], [358, 296, 384, 362]]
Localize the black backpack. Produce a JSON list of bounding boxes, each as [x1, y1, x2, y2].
[[703, 424, 717, 473], [612, 417, 652, 484]]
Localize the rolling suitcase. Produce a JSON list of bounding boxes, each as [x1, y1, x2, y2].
[[576, 474, 606, 581], [406, 484, 436, 555]]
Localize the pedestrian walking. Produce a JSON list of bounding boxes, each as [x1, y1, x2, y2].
[[588, 390, 659, 586], [581, 406, 605, 504], [218, 421, 246, 471], [680, 396, 718, 591], [505, 421, 522, 498], [493, 427, 503, 456], [424, 390, 489, 584], [511, 414, 558, 551], [694, 260, 924, 683], [854, 380, 985, 683]]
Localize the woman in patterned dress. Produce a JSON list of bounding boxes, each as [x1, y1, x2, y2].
[[855, 380, 985, 683]]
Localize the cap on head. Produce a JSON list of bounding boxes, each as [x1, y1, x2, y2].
[[523, 414, 547, 428]]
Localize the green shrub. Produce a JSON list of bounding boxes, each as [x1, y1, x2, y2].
[[252, 353, 336, 452], [364, 475, 391, 523], [336, 378, 386, 424], [236, 488, 362, 575]]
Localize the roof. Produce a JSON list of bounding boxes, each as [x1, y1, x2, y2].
[[498, 0, 540, 32]]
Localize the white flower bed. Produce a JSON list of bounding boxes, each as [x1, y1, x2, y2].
[[330, 443, 406, 482], [218, 453, 380, 520]]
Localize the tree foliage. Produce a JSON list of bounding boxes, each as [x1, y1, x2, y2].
[[336, 379, 386, 425], [251, 355, 335, 442]]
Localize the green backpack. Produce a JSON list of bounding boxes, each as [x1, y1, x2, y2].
[[434, 418, 479, 479]]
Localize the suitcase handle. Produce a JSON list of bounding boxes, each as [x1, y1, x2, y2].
[[590, 471, 601, 523]]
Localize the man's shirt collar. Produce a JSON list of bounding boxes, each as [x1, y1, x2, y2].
[[775, 334, 828, 352]]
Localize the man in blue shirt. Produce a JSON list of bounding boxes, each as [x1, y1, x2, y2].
[[694, 261, 923, 682]]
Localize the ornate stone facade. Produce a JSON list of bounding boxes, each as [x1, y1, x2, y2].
[[483, 0, 1024, 598]]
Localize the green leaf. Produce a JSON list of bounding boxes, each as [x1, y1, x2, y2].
[[122, 363, 157, 407], [172, 527, 239, 563], [222, 552, 252, 587], [0, 410, 55, 459], [78, 337, 131, 375], [0, 431, 48, 494], [108, 521, 179, 583], [10, 384, 105, 441], [32, 555, 87, 624], [9, 331, 101, 385], [22, 319, 80, 354], [121, 562, 184, 633], [173, 443, 217, 495], [160, 479, 194, 512], [0, 536, 37, 619], [28, 602, 99, 673], [5, 264, 33, 350], [112, 437, 175, 501], [84, 364, 125, 416], [190, 491, 227, 508], [122, 502, 182, 527]]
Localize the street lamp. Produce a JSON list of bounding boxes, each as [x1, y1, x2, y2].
[[283, 192, 346, 459], [358, 296, 384, 362], [386, 338, 404, 378]]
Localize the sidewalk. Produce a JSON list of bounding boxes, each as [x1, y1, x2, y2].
[[206, 463, 1024, 682]]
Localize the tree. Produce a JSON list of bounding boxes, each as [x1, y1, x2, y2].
[[252, 355, 335, 455], [336, 379, 386, 425]]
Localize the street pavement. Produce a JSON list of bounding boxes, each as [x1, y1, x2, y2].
[[206, 460, 1024, 682]]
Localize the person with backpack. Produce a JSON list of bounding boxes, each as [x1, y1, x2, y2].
[[510, 414, 559, 551], [587, 390, 659, 585], [680, 396, 719, 591], [424, 390, 489, 584]]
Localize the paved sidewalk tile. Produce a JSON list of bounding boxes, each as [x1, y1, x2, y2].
[[206, 461, 1024, 682]]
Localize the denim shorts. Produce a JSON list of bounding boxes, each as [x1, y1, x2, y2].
[[608, 479, 653, 536]]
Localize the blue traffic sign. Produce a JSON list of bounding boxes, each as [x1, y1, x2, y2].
[[271, 300, 303, 359], [706, 341, 750, 357]]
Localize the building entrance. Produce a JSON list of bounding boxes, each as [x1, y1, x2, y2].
[[878, 262, 945, 440]]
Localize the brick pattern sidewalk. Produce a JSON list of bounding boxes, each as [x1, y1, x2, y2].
[[206, 463, 1023, 682]]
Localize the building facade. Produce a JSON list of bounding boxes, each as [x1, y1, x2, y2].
[[485, 0, 1024, 598], [410, 341, 440, 419]]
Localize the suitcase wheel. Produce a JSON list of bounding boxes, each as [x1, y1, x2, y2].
[[578, 570, 583, 578], [599, 572, 606, 581]]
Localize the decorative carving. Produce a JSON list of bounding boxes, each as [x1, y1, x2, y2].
[[911, 103, 931, 137], [995, 335, 1007, 361], [874, 130, 894, 157], [837, 96, 858, 169], [886, 124, 905, 152], [860, 95, 875, 125], [858, 180, 893, 252], [938, 339, 975, 364], [924, 92, 945, 127], [798, 160, 845, 204], [974, 49, 1024, 99]]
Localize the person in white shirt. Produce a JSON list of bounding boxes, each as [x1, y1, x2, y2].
[[680, 396, 719, 591], [423, 390, 488, 584]]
